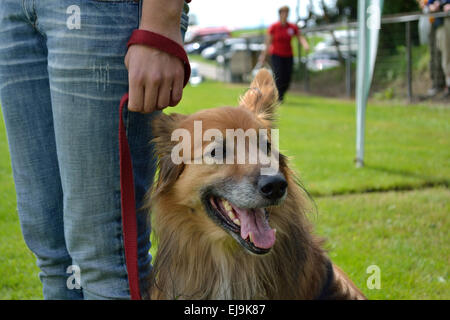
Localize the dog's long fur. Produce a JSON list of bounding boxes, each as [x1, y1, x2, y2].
[[147, 69, 366, 300]]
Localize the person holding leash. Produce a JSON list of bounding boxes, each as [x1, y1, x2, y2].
[[258, 5, 310, 103], [0, 0, 190, 299]]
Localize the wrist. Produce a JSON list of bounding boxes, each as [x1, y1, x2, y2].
[[139, 0, 184, 44], [138, 24, 183, 45]]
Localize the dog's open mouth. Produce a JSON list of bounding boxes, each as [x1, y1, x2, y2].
[[205, 195, 276, 255]]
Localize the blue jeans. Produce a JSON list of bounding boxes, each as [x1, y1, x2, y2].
[[0, 0, 189, 299]]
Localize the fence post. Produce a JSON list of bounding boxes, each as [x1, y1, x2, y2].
[[406, 21, 413, 103], [304, 47, 310, 92], [345, 15, 352, 98]]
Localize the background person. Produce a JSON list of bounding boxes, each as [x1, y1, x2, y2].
[[418, 0, 447, 96], [258, 6, 310, 103]]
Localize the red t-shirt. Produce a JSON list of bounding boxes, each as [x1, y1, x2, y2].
[[268, 22, 299, 57]]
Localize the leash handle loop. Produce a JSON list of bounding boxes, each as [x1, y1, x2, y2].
[[127, 29, 191, 88]]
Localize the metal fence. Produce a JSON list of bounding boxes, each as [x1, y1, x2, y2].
[[294, 11, 450, 102]]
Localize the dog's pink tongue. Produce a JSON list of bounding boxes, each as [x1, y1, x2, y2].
[[232, 206, 276, 249]]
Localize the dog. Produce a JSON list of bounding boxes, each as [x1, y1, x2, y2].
[[146, 69, 366, 300]]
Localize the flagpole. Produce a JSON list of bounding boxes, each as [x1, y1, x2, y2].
[[356, 0, 366, 168], [355, 0, 383, 168]]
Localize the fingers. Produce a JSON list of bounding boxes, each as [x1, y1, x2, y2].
[[143, 81, 158, 114], [128, 71, 167, 113], [127, 45, 185, 113], [128, 76, 145, 113], [156, 76, 172, 110], [169, 70, 184, 107], [131, 72, 184, 113], [156, 63, 184, 109]]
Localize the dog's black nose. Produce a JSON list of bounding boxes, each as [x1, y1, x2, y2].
[[258, 174, 287, 201]]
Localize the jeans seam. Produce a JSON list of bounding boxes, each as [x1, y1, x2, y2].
[[21, 0, 45, 37], [21, 0, 33, 30], [31, 0, 45, 38]]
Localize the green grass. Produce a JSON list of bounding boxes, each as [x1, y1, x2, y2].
[[315, 187, 449, 300], [0, 81, 449, 299], [0, 111, 43, 299]]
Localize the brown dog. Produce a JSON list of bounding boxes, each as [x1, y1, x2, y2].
[[147, 69, 366, 300]]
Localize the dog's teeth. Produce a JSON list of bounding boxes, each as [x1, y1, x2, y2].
[[222, 199, 232, 211], [221, 199, 237, 221], [249, 232, 253, 244], [233, 218, 241, 226]]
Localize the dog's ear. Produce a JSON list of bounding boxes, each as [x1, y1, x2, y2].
[[239, 68, 279, 123], [151, 112, 187, 196], [152, 112, 187, 155]]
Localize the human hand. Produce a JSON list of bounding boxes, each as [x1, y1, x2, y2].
[[429, 1, 441, 12], [125, 0, 185, 114], [444, 3, 450, 12], [125, 43, 184, 113], [258, 53, 266, 66]]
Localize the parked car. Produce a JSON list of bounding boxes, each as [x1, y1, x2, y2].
[[189, 62, 203, 86], [217, 42, 265, 63], [304, 52, 341, 72], [201, 38, 247, 60], [305, 30, 358, 71], [184, 26, 231, 55], [314, 30, 358, 58], [185, 34, 229, 55]]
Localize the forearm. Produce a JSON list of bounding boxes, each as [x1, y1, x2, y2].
[[139, 0, 185, 44], [299, 35, 309, 51]]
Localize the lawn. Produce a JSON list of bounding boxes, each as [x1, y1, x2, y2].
[[0, 81, 448, 299]]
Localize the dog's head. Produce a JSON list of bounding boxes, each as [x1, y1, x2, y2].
[[150, 69, 290, 255]]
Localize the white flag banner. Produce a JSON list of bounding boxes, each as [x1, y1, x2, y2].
[[355, 0, 384, 167]]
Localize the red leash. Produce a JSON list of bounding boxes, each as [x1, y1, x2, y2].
[[119, 29, 190, 300]]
